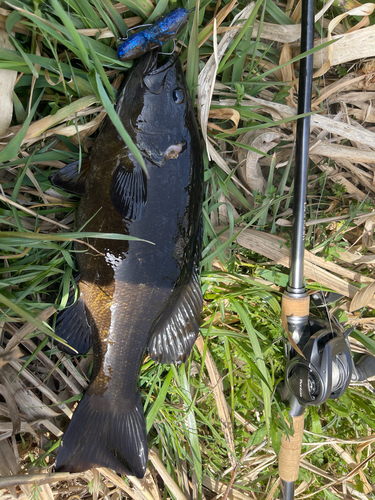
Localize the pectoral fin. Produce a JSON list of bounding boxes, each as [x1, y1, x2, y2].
[[49, 157, 91, 195], [53, 283, 93, 355], [110, 154, 147, 221], [148, 271, 202, 364]]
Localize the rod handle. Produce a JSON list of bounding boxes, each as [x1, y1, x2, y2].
[[282, 294, 310, 319], [279, 412, 305, 483]]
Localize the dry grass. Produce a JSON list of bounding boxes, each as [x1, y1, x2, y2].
[[1, 0, 375, 499]]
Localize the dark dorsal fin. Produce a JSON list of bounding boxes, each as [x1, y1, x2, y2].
[[148, 270, 203, 364], [110, 154, 147, 221], [49, 157, 91, 195]]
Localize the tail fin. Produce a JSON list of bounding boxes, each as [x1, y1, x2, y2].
[[55, 392, 148, 478]]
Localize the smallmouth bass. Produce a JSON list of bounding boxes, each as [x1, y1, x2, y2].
[[51, 51, 203, 478]]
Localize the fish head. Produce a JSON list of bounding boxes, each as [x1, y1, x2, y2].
[[117, 51, 193, 167]]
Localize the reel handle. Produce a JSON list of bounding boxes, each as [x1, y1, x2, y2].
[[352, 355, 375, 382]]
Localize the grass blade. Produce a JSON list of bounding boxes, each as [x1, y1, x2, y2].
[[231, 299, 272, 435], [116, 0, 154, 19], [186, 1, 199, 103], [0, 89, 43, 163], [178, 364, 202, 499], [145, 367, 173, 432], [0, 231, 155, 244], [93, 71, 146, 173], [50, 0, 92, 70]]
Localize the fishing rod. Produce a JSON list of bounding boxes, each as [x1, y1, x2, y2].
[[278, 1, 314, 495], [278, 1, 375, 499]]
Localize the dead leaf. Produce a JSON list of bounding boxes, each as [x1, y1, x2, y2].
[[281, 310, 306, 357], [309, 142, 375, 164], [198, 0, 238, 48], [356, 435, 375, 456], [349, 282, 375, 312], [215, 226, 375, 306], [275, 218, 292, 226], [218, 191, 240, 225], [336, 250, 363, 264], [148, 449, 188, 500], [4, 306, 55, 353], [312, 157, 366, 201], [0, 29, 17, 135], [315, 3, 375, 77], [98, 468, 148, 500], [0, 384, 20, 435], [197, 3, 255, 158], [44, 68, 63, 86], [234, 95, 375, 148], [0, 347, 22, 368], [207, 108, 240, 134], [362, 215, 375, 248], [23, 95, 100, 142], [236, 129, 280, 197], [360, 59, 375, 74], [312, 73, 370, 108], [279, 42, 295, 107], [195, 335, 237, 469]]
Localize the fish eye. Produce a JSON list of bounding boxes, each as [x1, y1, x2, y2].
[[172, 88, 185, 104]]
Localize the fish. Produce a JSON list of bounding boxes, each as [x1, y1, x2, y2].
[[117, 8, 191, 62], [50, 50, 204, 478]]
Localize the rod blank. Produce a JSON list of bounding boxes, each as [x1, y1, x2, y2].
[[288, 0, 315, 293]]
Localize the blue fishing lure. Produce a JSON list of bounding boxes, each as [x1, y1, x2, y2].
[[117, 7, 191, 62]]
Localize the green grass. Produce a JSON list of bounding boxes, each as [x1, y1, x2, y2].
[[1, 1, 375, 499]]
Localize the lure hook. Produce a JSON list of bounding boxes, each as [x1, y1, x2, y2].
[[119, 24, 153, 41], [159, 39, 176, 56]]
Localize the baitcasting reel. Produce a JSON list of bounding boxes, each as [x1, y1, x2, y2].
[[285, 314, 375, 408]]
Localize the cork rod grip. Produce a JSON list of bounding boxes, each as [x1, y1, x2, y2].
[[279, 412, 305, 482], [282, 295, 310, 319]]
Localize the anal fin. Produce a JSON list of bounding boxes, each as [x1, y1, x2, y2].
[[148, 271, 203, 364]]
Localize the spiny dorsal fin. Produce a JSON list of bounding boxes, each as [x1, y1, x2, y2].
[[49, 157, 91, 195], [148, 271, 202, 364], [110, 154, 147, 221]]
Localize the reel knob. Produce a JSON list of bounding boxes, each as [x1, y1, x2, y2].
[[287, 365, 320, 402]]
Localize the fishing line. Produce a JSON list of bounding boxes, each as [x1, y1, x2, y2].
[[310, 0, 335, 333]]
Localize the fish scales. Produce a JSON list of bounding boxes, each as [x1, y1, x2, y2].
[[51, 51, 203, 477]]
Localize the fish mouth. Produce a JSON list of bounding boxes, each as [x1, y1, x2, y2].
[[141, 50, 178, 77], [163, 143, 185, 162]]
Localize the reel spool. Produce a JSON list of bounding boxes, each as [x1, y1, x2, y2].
[[285, 317, 375, 407], [286, 319, 352, 406]]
